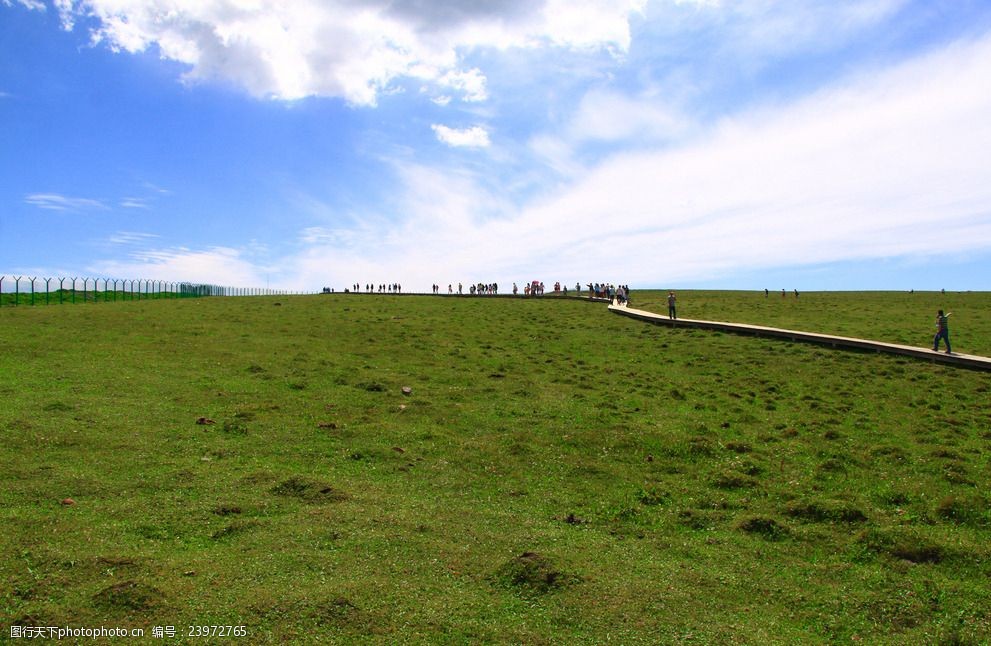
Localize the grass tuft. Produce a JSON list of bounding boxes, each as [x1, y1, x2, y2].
[[270, 476, 348, 503], [494, 552, 579, 594]]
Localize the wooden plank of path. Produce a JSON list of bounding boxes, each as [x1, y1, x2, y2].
[[608, 304, 991, 372]]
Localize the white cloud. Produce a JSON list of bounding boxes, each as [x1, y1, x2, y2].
[[90, 245, 270, 286], [438, 68, 487, 102], [567, 89, 691, 143], [107, 231, 158, 245], [50, 0, 645, 105], [703, 0, 908, 61], [119, 197, 149, 209], [3, 0, 46, 10], [431, 124, 491, 148], [282, 31, 991, 289], [25, 193, 106, 211]]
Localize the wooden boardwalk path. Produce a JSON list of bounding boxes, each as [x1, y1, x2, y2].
[[608, 304, 991, 371]]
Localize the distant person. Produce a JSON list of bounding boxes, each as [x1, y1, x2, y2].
[[781, 289, 786, 298], [933, 310, 952, 353], [794, 289, 799, 298], [764, 288, 769, 298], [667, 291, 677, 319]]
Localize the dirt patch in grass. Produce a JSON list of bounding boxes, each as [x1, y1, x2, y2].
[[724, 441, 752, 453], [736, 516, 788, 540], [270, 476, 348, 503], [713, 470, 759, 489], [211, 519, 261, 540], [222, 420, 249, 434], [310, 596, 383, 632], [94, 556, 140, 571], [43, 401, 75, 412], [92, 580, 165, 613], [638, 487, 670, 506], [494, 552, 580, 594], [784, 499, 868, 523], [678, 509, 719, 530], [935, 494, 989, 527], [943, 465, 973, 486], [686, 436, 715, 457], [855, 528, 946, 564]]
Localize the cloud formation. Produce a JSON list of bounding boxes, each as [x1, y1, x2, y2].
[[90, 245, 269, 286], [24, 193, 106, 211], [287, 30, 991, 288], [46, 0, 645, 105], [431, 124, 491, 148]]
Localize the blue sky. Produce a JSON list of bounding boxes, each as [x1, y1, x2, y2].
[[2, 0, 991, 292]]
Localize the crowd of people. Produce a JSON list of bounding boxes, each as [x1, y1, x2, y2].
[[333, 283, 958, 357], [347, 283, 403, 293], [341, 280, 638, 300], [587, 283, 631, 304]]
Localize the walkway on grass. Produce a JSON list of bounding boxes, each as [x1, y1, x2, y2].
[[608, 303, 991, 371]]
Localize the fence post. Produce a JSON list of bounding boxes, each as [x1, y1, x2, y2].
[[44, 277, 51, 305], [14, 276, 21, 306], [0, 276, 4, 307], [58, 277, 65, 304], [29, 277, 36, 306]]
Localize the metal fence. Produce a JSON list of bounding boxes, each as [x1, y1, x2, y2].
[[0, 275, 296, 307]]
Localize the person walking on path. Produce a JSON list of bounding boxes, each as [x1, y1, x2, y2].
[[933, 310, 952, 353], [667, 291, 677, 319]]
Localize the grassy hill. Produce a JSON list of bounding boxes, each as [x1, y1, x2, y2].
[[2, 292, 989, 643]]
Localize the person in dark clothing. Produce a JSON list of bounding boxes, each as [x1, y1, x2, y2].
[[667, 291, 677, 319], [933, 310, 952, 353]]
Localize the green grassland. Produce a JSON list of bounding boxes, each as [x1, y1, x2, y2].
[[632, 290, 991, 357], [1, 291, 989, 643]]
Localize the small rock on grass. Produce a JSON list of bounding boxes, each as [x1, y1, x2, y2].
[[60, 498, 76, 506], [402, 386, 413, 395]]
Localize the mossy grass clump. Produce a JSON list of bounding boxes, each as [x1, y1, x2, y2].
[[713, 470, 759, 489], [855, 528, 946, 564], [211, 519, 262, 540], [270, 476, 348, 503], [736, 516, 789, 540], [935, 495, 989, 527], [92, 580, 165, 613], [784, 499, 868, 523], [494, 552, 580, 594]]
